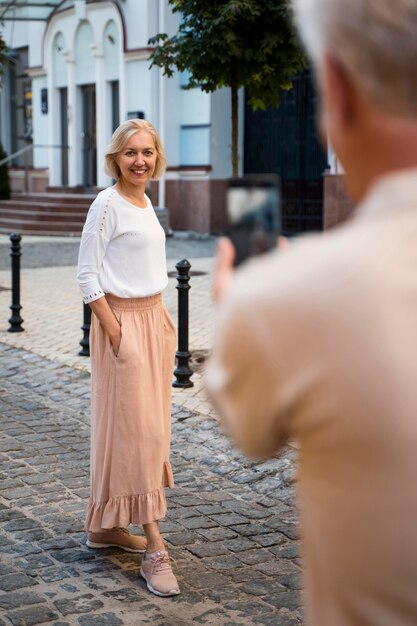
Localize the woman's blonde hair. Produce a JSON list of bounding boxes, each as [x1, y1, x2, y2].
[[104, 119, 166, 180]]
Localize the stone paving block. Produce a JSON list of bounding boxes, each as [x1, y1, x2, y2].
[[4, 543, 43, 557], [194, 503, 226, 515], [186, 543, 229, 558], [196, 527, 238, 542], [4, 517, 41, 532], [1, 478, 25, 490], [235, 549, 272, 566], [224, 536, 258, 553], [203, 555, 243, 571], [180, 516, 217, 530], [252, 611, 303, 626], [208, 512, 249, 527], [22, 473, 58, 486], [103, 588, 145, 603], [227, 567, 269, 584], [170, 495, 204, 507], [265, 589, 303, 611], [275, 573, 303, 590], [253, 532, 288, 548], [0, 508, 26, 522], [0, 590, 46, 610], [222, 500, 272, 520], [167, 502, 196, 523], [1, 486, 35, 500], [264, 516, 299, 532], [78, 613, 123, 626], [223, 597, 275, 618], [158, 519, 184, 533], [53, 594, 104, 616], [164, 531, 199, 546], [39, 537, 79, 551], [49, 548, 96, 564], [16, 553, 55, 570], [0, 573, 38, 592], [13, 528, 53, 542], [229, 523, 273, 538], [0, 441, 24, 453], [269, 543, 299, 559], [190, 608, 234, 624], [239, 578, 284, 597], [0, 563, 16, 576], [186, 570, 230, 590], [255, 558, 300, 578], [6, 605, 59, 626]]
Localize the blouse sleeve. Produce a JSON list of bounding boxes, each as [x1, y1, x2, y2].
[[76, 192, 116, 303]]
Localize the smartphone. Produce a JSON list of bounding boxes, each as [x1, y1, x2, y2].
[[225, 175, 281, 266]]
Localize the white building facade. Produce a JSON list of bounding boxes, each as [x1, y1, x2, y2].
[[0, 0, 244, 233]]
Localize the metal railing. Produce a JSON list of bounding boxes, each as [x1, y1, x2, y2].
[[0, 143, 69, 193]]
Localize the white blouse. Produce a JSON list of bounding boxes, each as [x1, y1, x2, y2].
[[77, 187, 168, 303]]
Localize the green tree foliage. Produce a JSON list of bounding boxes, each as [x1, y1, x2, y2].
[[149, 0, 306, 175], [0, 143, 11, 200]]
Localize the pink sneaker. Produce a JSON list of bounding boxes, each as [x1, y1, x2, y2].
[[140, 550, 180, 597]]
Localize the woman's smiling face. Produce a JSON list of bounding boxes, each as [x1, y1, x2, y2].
[[116, 131, 157, 186]]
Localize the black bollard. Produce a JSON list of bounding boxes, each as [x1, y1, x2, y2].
[[173, 259, 194, 388], [8, 233, 24, 333], [79, 302, 91, 356]]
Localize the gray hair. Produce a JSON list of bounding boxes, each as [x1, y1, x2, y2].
[[104, 119, 166, 180], [292, 0, 417, 115]]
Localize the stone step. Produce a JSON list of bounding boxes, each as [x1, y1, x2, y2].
[[0, 203, 89, 217], [0, 209, 86, 222], [0, 219, 83, 235], [0, 193, 171, 236], [10, 192, 95, 206]]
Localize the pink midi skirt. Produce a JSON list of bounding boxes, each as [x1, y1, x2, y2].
[[85, 293, 176, 532]]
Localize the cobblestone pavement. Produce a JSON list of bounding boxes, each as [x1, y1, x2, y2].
[[0, 344, 303, 626], [0, 233, 216, 414], [0, 234, 304, 624]]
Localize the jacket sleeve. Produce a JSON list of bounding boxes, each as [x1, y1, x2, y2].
[[205, 294, 293, 459], [76, 192, 116, 304]]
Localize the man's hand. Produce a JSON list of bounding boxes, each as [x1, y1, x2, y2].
[[212, 236, 288, 303], [212, 237, 235, 303]]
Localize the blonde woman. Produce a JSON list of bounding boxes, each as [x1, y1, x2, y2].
[[77, 119, 179, 597]]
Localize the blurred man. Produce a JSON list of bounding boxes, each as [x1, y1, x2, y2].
[[206, 1, 417, 624]]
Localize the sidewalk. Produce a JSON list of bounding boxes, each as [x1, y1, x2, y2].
[[0, 235, 303, 625], [0, 234, 216, 417]]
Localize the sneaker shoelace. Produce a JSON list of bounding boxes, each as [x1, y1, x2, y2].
[[152, 552, 175, 574]]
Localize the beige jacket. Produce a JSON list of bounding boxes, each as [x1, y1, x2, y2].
[[206, 168, 417, 626]]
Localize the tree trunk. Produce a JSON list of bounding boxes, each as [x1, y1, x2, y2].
[[231, 65, 238, 177]]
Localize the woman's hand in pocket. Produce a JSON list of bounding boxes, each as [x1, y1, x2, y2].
[[109, 324, 122, 357]]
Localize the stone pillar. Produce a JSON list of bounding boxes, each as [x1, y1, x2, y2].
[[91, 43, 106, 188], [63, 51, 78, 187]]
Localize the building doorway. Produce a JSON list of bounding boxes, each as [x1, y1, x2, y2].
[[111, 80, 120, 132], [81, 84, 96, 188], [9, 47, 33, 167], [244, 69, 327, 235]]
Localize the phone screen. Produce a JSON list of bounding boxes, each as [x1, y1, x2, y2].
[[226, 176, 281, 266]]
